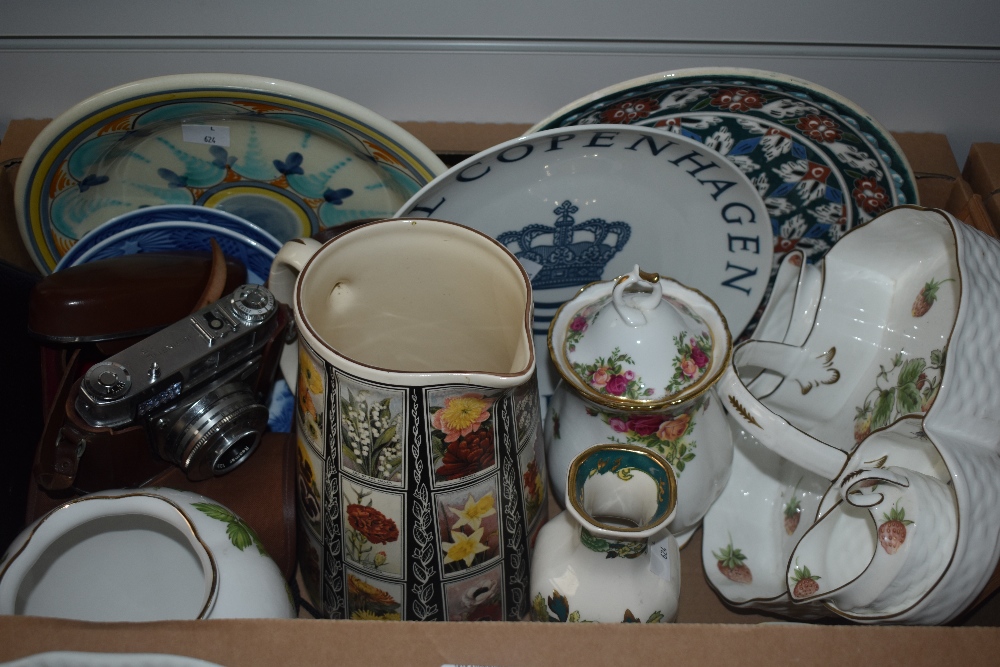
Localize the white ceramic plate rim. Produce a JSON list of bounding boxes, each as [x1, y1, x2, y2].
[[54, 204, 283, 271], [15, 72, 447, 274]]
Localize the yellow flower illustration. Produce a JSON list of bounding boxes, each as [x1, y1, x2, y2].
[[448, 493, 496, 532], [297, 378, 317, 421], [296, 438, 315, 485], [432, 393, 494, 442], [299, 349, 323, 395], [442, 527, 489, 567], [302, 412, 322, 443]]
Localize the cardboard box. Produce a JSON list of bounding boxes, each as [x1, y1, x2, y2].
[[0, 119, 48, 274], [963, 142, 1000, 235], [2, 123, 1000, 666]]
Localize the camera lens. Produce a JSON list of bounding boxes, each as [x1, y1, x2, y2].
[[157, 382, 269, 480]]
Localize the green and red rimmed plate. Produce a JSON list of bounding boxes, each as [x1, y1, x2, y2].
[[530, 68, 918, 281], [15, 73, 447, 274]]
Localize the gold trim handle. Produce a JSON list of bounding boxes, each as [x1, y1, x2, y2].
[[720, 345, 848, 481]]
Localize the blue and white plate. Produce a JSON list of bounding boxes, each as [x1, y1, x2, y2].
[[55, 205, 281, 271], [61, 221, 276, 284], [397, 125, 772, 396]]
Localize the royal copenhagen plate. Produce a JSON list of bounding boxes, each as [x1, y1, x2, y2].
[[54, 204, 281, 271], [530, 68, 918, 276], [61, 221, 276, 284], [397, 125, 772, 396], [16, 73, 447, 274]]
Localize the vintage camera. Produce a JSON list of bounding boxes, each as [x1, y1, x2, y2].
[[56, 284, 289, 485]]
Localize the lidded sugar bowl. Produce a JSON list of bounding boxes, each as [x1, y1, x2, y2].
[[544, 265, 734, 545]]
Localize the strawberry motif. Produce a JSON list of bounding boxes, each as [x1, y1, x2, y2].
[[853, 405, 872, 445], [878, 501, 914, 554], [783, 495, 802, 535], [713, 540, 752, 584], [911, 278, 952, 317], [791, 565, 820, 599]]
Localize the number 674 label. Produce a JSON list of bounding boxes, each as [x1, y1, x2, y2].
[[182, 124, 231, 147], [648, 531, 679, 582]]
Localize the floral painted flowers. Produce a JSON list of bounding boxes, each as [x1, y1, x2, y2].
[[572, 347, 652, 400], [432, 393, 494, 442], [348, 503, 399, 545], [599, 97, 660, 123], [593, 402, 699, 473], [710, 88, 763, 113], [666, 332, 712, 394], [430, 392, 498, 483], [340, 388, 403, 482], [345, 486, 399, 572], [347, 574, 401, 620], [439, 490, 499, 573]]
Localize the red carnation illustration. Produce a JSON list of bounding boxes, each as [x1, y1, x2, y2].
[[347, 503, 399, 545]]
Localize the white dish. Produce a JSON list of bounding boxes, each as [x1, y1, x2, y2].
[[711, 207, 1000, 624], [16, 73, 446, 274], [397, 125, 772, 396]]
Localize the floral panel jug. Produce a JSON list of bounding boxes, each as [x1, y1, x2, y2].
[[544, 266, 733, 545], [269, 218, 548, 621]]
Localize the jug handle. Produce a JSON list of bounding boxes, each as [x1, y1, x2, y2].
[[719, 339, 849, 480], [268, 237, 323, 387]]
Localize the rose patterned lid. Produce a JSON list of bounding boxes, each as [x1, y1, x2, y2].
[[549, 266, 731, 409]]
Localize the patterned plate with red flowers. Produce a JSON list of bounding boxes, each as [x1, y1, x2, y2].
[[531, 68, 917, 279]]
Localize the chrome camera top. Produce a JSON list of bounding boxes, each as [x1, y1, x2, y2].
[[76, 284, 281, 479]]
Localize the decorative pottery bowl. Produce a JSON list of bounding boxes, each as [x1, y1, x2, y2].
[[15, 73, 446, 274], [715, 206, 1000, 623], [397, 124, 771, 396], [55, 220, 277, 284], [545, 266, 733, 545], [0, 487, 295, 621]]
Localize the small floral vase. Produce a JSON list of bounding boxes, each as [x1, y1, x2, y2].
[[545, 266, 733, 545], [270, 219, 548, 620], [0, 488, 295, 621], [530, 444, 681, 623]]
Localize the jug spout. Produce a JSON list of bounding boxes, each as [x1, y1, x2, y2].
[[787, 466, 957, 619]]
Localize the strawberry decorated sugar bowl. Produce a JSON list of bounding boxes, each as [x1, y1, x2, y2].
[[544, 266, 733, 545]]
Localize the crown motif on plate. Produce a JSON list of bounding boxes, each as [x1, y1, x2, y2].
[[497, 200, 631, 290]]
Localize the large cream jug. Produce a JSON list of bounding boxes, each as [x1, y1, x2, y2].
[[269, 218, 547, 621]]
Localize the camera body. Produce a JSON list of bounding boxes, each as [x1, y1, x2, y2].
[[50, 284, 289, 489]]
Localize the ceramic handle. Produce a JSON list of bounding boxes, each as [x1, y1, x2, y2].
[[840, 467, 910, 507], [268, 237, 323, 306], [267, 237, 323, 387], [611, 266, 663, 326], [788, 261, 822, 346], [720, 340, 848, 480]]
